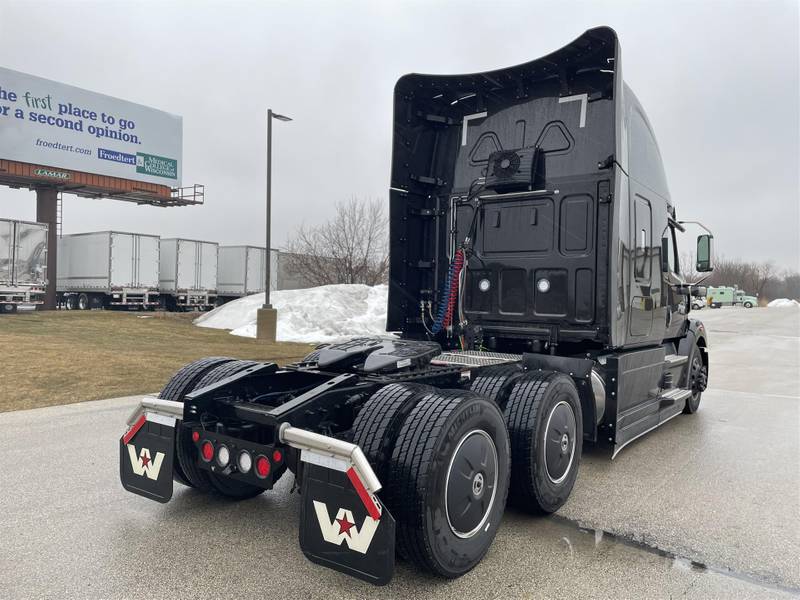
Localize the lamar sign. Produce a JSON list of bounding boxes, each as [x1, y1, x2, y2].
[[0, 67, 182, 186]]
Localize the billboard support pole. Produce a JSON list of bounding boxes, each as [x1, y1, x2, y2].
[[35, 187, 58, 310]]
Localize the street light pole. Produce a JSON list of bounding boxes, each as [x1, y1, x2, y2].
[[264, 108, 273, 308], [257, 108, 292, 342]]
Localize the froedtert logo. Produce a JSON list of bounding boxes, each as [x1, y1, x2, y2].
[[313, 501, 379, 554], [136, 152, 177, 180], [98, 148, 136, 165]]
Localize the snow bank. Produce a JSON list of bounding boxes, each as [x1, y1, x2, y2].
[[767, 298, 800, 308], [195, 284, 389, 343]]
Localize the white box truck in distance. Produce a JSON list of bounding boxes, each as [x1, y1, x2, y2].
[[159, 238, 218, 310], [0, 219, 48, 313], [57, 231, 160, 310], [216, 246, 277, 304]]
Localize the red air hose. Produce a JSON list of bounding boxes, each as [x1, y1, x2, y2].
[[443, 249, 465, 329]]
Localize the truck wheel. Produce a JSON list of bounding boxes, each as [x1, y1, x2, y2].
[[1, 304, 17, 314], [470, 364, 525, 409], [683, 346, 708, 414], [387, 390, 510, 578], [77, 293, 90, 310], [351, 383, 433, 484], [64, 295, 75, 310], [504, 371, 582, 514], [184, 359, 272, 499], [744, 301, 753, 308], [159, 357, 235, 488]]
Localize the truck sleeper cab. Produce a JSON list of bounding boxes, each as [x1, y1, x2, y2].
[[120, 27, 713, 586]]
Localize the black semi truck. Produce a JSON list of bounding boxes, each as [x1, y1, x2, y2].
[[120, 27, 714, 585]]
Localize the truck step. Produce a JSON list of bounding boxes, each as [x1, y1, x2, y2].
[[664, 354, 688, 367], [430, 351, 522, 368], [659, 387, 692, 407]]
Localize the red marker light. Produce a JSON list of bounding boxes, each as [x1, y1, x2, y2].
[[272, 449, 282, 463], [201, 441, 214, 462], [255, 455, 271, 478], [191, 431, 200, 442]]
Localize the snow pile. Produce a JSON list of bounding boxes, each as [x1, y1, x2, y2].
[[195, 284, 389, 343], [767, 298, 800, 308]]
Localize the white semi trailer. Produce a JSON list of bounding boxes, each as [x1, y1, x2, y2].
[[57, 231, 160, 310], [216, 246, 277, 304], [159, 238, 218, 310], [0, 218, 48, 314]]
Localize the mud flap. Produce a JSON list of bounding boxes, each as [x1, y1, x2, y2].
[[299, 463, 395, 586], [119, 414, 175, 503]]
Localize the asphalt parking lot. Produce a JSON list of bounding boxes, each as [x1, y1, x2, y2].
[[1, 307, 798, 598]]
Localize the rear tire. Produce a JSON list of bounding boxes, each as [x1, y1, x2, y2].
[[64, 295, 76, 310], [470, 364, 525, 409], [159, 357, 235, 488], [351, 383, 433, 484], [77, 293, 90, 310], [183, 359, 270, 499], [504, 371, 582, 514], [0, 304, 16, 314], [387, 390, 510, 578]]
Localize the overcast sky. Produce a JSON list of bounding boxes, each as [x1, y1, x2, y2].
[[1, 0, 798, 271]]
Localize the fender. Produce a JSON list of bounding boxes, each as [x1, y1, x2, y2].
[[522, 353, 599, 441], [677, 318, 709, 387]]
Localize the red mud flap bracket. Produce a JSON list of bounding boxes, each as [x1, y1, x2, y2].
[[280, 425, 396, 585], [119, 397, 182, 504]]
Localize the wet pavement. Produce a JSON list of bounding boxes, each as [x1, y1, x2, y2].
[[1, 306, 798, 598]]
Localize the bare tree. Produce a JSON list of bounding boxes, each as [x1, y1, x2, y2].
[[679, 251, 701, 282], [285, 197, 389, 286]]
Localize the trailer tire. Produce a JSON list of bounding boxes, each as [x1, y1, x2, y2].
[[470, 364, 525, 409], [504, 371, 582, 514], [387, 390, 510, 578], [351, 383, 434, 484], [64, 295, 75, 310], [159, 356, 235, 488], [77, 293, 90, 310]]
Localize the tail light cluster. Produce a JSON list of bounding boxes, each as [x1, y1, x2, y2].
[[193, 430, 283, 486]]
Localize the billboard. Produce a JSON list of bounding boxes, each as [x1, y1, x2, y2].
[[0, 67, 182, 187]]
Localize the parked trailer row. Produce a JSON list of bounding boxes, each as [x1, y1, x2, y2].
[[55, 232, 274, 311], [0, 218, 48, 314], [2, 223, 275, 312]]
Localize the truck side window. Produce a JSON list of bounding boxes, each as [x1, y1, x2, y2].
[[670, 225, 679, 275], [634, 196, 651, 281], [661, 225, 679, 274], [629, 109, 669, 199]]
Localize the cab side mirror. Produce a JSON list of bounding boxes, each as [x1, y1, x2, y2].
[[696, 234, 714, 272]]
